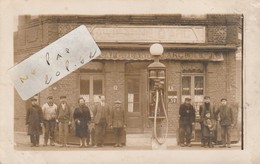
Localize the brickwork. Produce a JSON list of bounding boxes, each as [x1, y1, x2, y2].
[[104, 61, 125, 107], [165, 61, 182, 134], [206, 55, 227, 107], [207, 26, 227, 44]]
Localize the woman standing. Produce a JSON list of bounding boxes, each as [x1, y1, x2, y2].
[[73, 98, 91, 148]]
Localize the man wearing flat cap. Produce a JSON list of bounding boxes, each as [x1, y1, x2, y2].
[[110, 100, 127, 147], [179, 97, 195, 147], [57, 96, 71, 147], [26, 98, 43, 147], [42, 96, 58, 146], [215, 98, 234, 148]]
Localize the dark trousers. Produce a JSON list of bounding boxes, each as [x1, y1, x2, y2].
[[44, 119, 56, 144], [221, 125, 231, 146], [179, 124, 192, 144], [95, 121, 107, 145], [200, 123, 206, 144], [113, 128, 123, 144], [30, 134, 39, 145]]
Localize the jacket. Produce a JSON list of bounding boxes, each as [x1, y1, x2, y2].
[[93, 103, 110, 124], [179, 103, 195, 126], [57, 102, 71, 122], [216, 105, 234, 126], [110, 105, 127, 128]]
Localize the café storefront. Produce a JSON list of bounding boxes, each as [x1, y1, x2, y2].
[[14, 15, 242, 145]]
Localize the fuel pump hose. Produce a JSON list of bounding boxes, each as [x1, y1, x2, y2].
[[153, 89, 169, 145]]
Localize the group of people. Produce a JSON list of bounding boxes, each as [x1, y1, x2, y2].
[[178, 96, 235, 148], [25, 95, 127, 148]]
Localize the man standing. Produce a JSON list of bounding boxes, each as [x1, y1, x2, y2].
[[179, 98, 195, 147], [93, 96, 110, 147], [73, 98, 91, 148], [57, 96, 71, 147], [110, 100, 127, 147], [199, 96, 216, 148], [215, 98, 234, 148], [26, 98, 43, 147], [42, 96, 58, 146]]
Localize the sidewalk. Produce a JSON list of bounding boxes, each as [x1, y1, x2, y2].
[[14, 132, 242, 151]]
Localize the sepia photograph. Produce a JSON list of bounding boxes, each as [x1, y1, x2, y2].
[[1, 0, 260, 164], [12, 14, 243, 151]]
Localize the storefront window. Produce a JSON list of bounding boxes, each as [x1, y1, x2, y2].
[[182, 76, 191, 95], [80, 79, 90, 95], [194, 76, 204, 95], [127, 78, 140, 112], [93, 79, 103, 95]]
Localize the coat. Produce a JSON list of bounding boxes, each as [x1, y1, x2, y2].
[[73, 105, 91, 137], [216, 105, 234, 126], [199, 103, 216, 122], [199, 103, 216, 137], [110, 105, 126, 128], [26, 105, 43, 135], [179, 103, 195, 126], [93, 103, 110, 124]]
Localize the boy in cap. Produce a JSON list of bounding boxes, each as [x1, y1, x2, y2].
[[110, 100, 127, 147], [42, 96, 58, 146], [199, 96, 216, 148], [26, 98, 43, 147], [57, 96, 71, 147], [178, 98, 195, 147], [215, 98, 234, 148]]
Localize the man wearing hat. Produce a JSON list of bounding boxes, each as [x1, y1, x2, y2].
[[93, 95, 110, 147], [26, 98, 43, 147], [215, 98, 234, 148], [199, 96, 216, 148], [57, 96, 71, 147], [110, 100, 127, 147], [42, 96, 58, 146], [178, 97, 195, 147]]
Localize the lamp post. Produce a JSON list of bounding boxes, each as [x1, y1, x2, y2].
[[148, 43, 168, 149]]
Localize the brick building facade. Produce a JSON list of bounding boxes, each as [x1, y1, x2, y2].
[[14, 14, 242, 144]]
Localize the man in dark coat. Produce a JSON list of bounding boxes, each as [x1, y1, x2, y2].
[[199, 96, 216, 148], [73, 97, 91, 148], [215, 98, 234, 148], [93, 96, 110, 147], [110, 100, 127, 147], [179, 98, 195, 147], [26, 98, 43, 147]]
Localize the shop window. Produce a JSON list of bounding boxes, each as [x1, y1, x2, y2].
[[127, 78, 140, 113], [182, 76, 191, 95], [194, 76, 204, 95], [93, 79, 103, 95], [80, 79, 90, 95]]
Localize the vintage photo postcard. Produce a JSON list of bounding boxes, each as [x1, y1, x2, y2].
[[1, 0, 259, 164]]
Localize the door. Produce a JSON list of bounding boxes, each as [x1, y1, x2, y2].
[[125, 76, 143, 133], [181, 74, 205, 141], [80, 74, 104, 112]]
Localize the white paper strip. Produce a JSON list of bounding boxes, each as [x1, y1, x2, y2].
[[8, 25, 101, 100]]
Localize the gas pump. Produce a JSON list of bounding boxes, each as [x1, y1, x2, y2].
[[148, 44, 168, 148]]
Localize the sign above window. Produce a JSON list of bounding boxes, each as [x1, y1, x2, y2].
[[91, 26, 205, 43]]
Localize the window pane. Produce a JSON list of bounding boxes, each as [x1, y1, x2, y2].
[[127, 78, 140, 112], [194, 76, 204, 95], [93, 79, 103, 95], [80, 79, 90, 94], [182, 76, 191, 95]]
